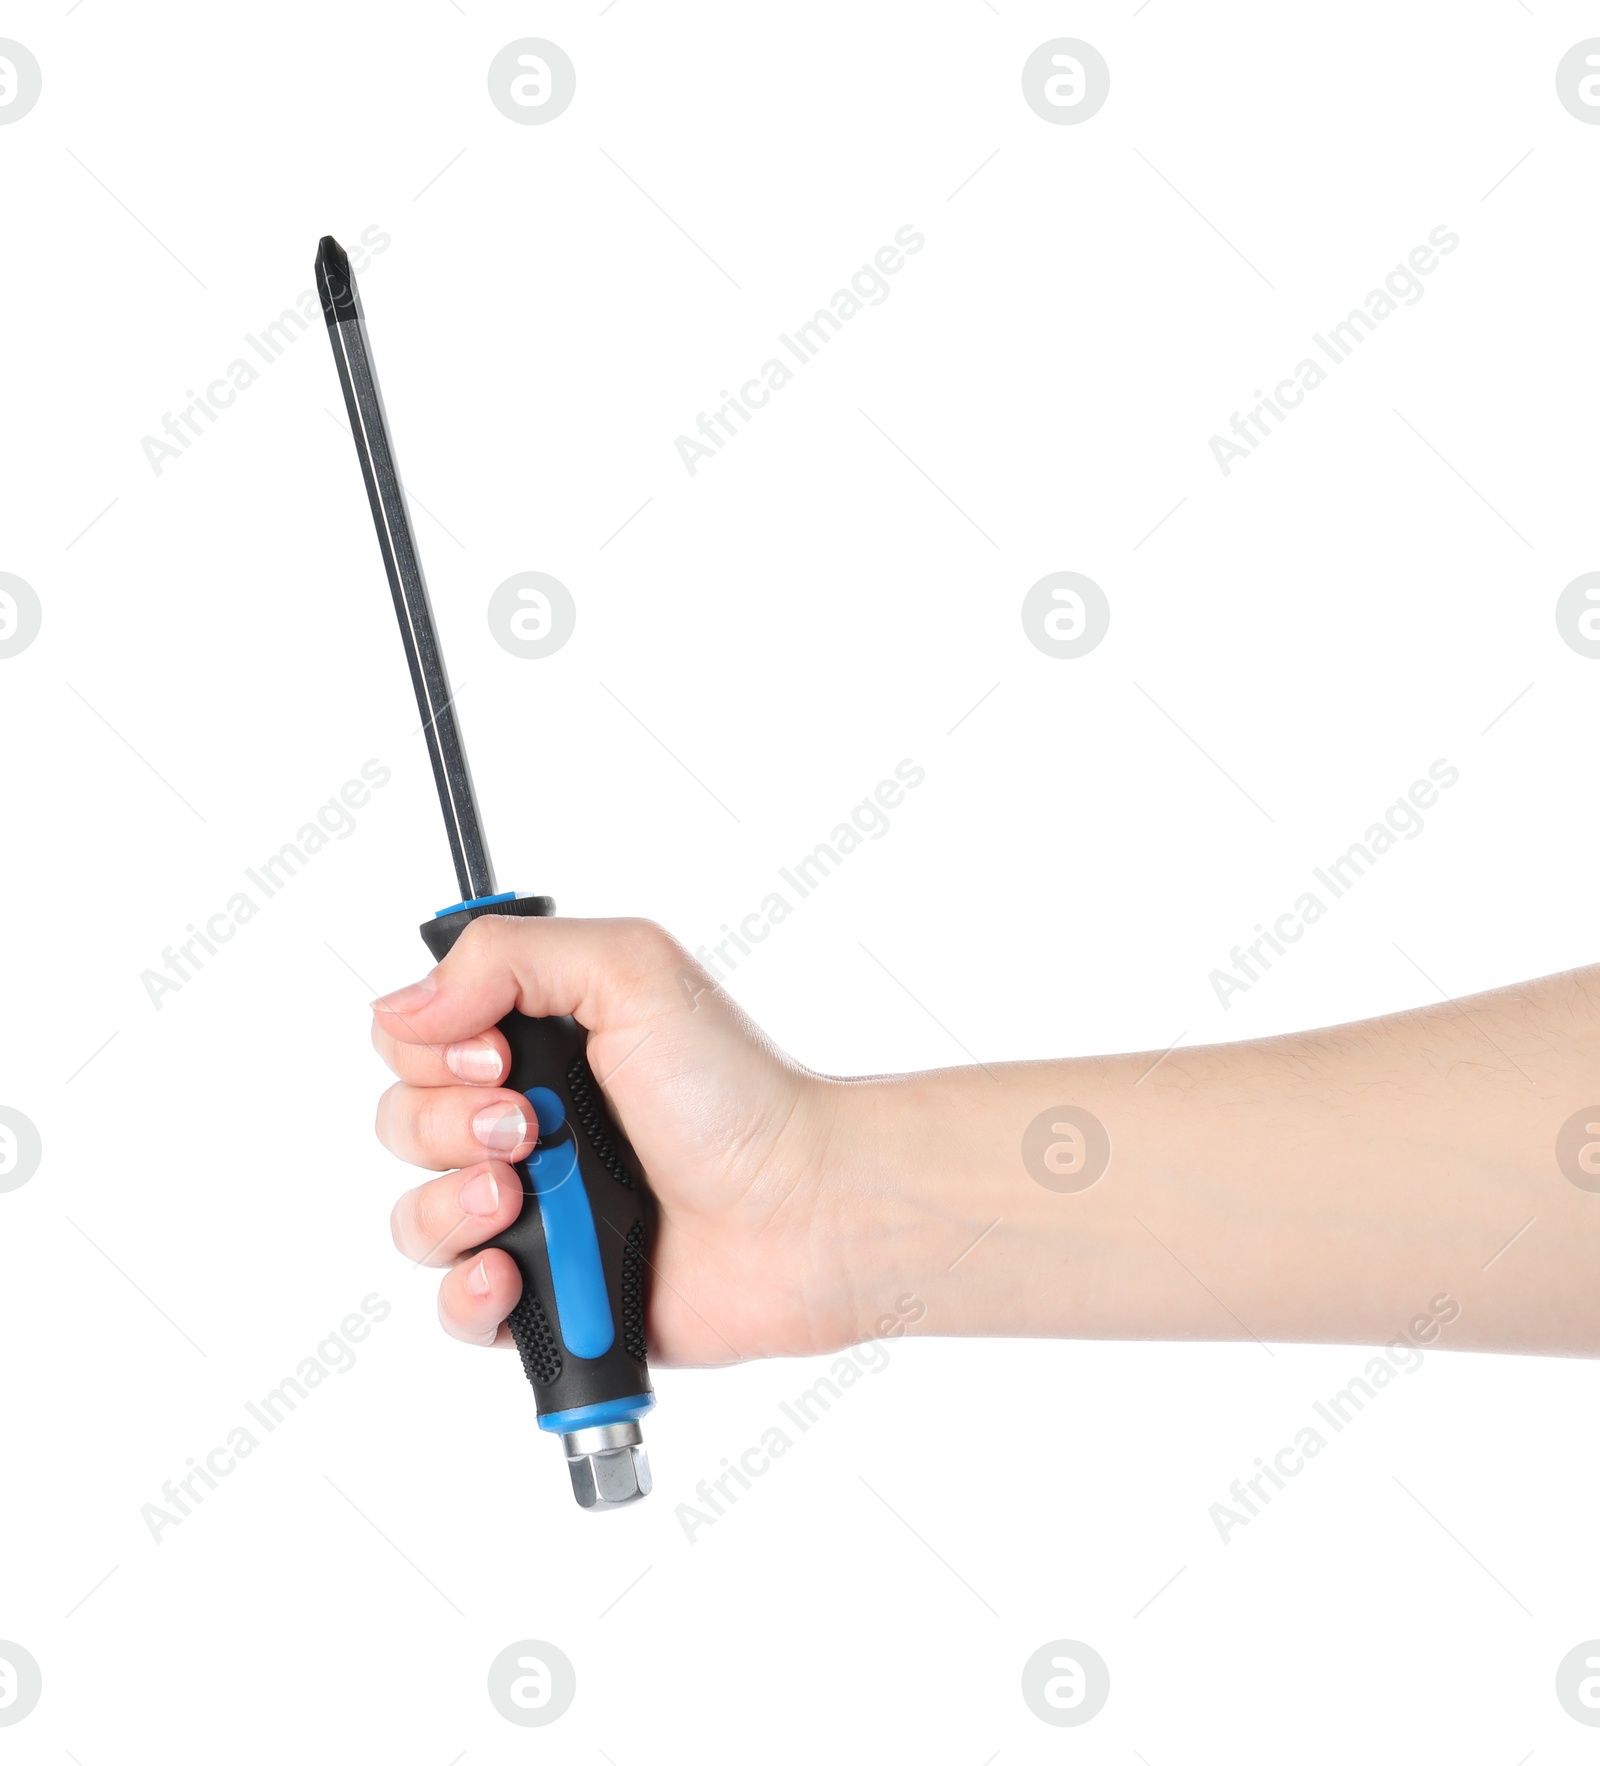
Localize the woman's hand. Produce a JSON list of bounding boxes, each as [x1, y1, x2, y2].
[[370, 915, 872, 1367]]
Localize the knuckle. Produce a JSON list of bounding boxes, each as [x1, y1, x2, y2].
[[389, 1193, 413, 1255], [396, 1176, 465, 1264], [374, 1082, 406, 1151], [417, 1088, 461, 1161], [455, 913, 493, 952], [375, 1083, 465, 1169], [411, 1182, 456, 1260], [457, 912, 513, 960], [617, 917, 681, 973], [438, 1271, 496, 1344]]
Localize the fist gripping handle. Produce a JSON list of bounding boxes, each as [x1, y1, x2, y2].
[[423, 896, 656, 1507]]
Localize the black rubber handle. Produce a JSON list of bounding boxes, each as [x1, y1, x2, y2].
[[420, 898, 654, 1421]]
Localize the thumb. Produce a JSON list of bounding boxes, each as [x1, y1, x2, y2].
[[372, 915, 701, 1052]]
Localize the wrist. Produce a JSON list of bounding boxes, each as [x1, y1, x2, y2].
[[813, 1058, 1174, 1348], [815, 1068, 1033, 1344]]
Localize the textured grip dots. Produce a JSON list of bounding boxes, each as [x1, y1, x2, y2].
[[566, 1057, 635, 1189], [620, 1219, 648, 1363], [507, 1287, 562, 1386]]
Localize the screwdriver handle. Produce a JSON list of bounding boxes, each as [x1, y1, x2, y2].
[[420, 897, 655, 1435]]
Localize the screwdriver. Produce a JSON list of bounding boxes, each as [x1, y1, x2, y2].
[[315, 235, 656, 1510]]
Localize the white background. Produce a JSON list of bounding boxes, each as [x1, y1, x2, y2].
[[2, 1, 1598, 1758]]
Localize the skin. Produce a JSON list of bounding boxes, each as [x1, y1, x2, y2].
[[373, 916, 1600, 1366]]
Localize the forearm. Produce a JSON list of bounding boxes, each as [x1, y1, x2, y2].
[[828, 965, 1600, 1357]]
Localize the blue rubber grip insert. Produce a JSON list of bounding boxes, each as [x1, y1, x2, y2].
[[537, 1394, 657, 1435], [524, 1087, 615, 1361], [525, 1087, 565, 1136], [434, 890, 517, 917]]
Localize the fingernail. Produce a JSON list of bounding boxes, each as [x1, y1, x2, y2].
[[472, 1106, 529, 1154], [373, 973, 437, 1013], [466, 1256, 492, 1297], [446, 1041, 503, 1083], [459, 1167, 500, 1217]]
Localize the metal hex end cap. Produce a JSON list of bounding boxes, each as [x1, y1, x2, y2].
[[561, 1421, 652, 1510], [567, 1445, 652, 1509]]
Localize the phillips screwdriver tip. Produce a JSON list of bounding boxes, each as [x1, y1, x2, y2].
[[315, 235, 358, 327]]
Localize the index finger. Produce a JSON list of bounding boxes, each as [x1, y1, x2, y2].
[[370, 1017, 512, 1088]]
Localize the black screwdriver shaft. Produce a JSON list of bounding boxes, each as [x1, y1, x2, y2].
[[316, 235, 496, 904]]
